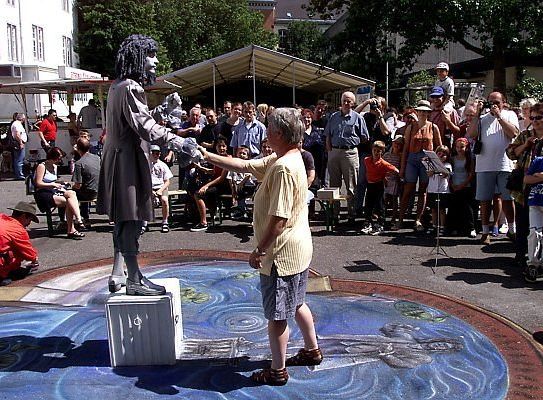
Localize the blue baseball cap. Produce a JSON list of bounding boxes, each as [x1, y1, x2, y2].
[[429, 86, 445, 97]]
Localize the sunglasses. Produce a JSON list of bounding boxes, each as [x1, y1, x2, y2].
[[529, 115, 543, 121]]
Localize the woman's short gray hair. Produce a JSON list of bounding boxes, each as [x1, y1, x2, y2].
[[267, 107, 304, 145], [520, 97, 537, 108]]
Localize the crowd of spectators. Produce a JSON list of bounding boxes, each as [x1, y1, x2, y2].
[[2, 62, 543, 288]]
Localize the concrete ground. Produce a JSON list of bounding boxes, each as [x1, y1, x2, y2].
[[1, 172, 542, 334]]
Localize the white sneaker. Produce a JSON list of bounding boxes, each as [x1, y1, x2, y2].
[[498, 224, 508, 234], [469, 230, 477, 238]]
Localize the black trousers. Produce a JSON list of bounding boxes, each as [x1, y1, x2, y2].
[[515, 199, 529, 261], [447, 187, 475, 233], [364, 181, 385, 224]]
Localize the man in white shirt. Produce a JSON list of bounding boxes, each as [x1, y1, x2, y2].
[[77, 99, 100, 129], [11, 113, 27, 180], [468, 91, 520, 245]]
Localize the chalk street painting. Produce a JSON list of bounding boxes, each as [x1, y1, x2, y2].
[[0, 261, 508, 399]]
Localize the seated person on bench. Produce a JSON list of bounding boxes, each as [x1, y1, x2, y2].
[[72, 137, 100, 229], [149, 144, 173, 233], [228, 146, 257, 219], [34, 147, 85, 239]]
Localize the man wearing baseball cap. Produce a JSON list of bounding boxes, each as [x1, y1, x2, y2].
[[0, 201, 39, 286]]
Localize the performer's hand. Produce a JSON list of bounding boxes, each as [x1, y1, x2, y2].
[[249, 251, 263, 269], [197, 146, 208, 159]]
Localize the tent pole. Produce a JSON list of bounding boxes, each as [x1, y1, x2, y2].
[[252, 50, 256, 105], [292, 62, 296, 106], [21, 87, 30, 133], [212, 63, 216, 111], [97, 84, 105, 129]]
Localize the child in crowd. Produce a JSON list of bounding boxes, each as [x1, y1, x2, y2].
[[523, 156, 543, 282], [149, 144, 173, 233], [228, 146, 257, 219], [425, 145, 452, 234], [435, 62, 455, 112], [361, 141, 399, 235], [383, 136, 404, 229], [447, 138, 476, 237]]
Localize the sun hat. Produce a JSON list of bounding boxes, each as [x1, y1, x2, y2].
[[8, 201, 39, 223], [414, 100, 432, 112]]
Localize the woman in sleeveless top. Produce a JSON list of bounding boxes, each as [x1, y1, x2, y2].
[[396, 101, 442, 231], [34, 147, 85, 239]]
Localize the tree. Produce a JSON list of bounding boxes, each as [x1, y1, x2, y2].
[[282, 21, 326, 64], [77, 0, 277, 77], [305, 0, 543, 92]]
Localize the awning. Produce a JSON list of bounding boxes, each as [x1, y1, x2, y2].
[[0, 78, 111, 95], [150, 45, 374, 105]]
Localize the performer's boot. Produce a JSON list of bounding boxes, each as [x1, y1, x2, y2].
[[124, 255, 165, 296], [108, 249, 127, 293]]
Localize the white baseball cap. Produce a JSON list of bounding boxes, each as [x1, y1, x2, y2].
[[435, 62, 449, 71], [150, 145, 161, 152]]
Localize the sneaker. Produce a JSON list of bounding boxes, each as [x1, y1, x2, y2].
[[499, 223, 509, 234], [161, 223, 170, 233], [369, 225, 384, 236], [524, 265, 539, 283], [140, 225, 149, 235], [481, 233, 491, 245], [190, 223, 208, 232], [506, 231, 517, 242], [414, 220, 424, 232], [469, 230, 477, 238], [360, 223, 372, 235]]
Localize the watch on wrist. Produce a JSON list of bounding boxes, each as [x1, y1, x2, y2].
[[253, 246, 266, 256]]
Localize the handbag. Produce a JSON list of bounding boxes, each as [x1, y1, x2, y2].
[[506, 149, 530, 192]]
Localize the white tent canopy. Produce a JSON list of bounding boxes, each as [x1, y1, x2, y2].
[[151, 45, 375, 107]]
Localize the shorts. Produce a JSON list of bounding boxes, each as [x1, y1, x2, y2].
[[260, 266, 308, 321], [405, 151, 429, 184], [475, 171, 512, 201]]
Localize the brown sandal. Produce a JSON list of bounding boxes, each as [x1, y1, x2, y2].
[[286, 348, 323, 366], [250, 367, 289, 386]]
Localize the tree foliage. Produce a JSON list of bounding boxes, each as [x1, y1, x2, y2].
[[513, 77, 543, 102], [282, 21, 326, 64], [306, 0, 543, 92], [77, 0, 277, 78]]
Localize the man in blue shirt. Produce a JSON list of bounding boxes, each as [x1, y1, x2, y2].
[[325, 91, 369, 223], [230, 101, 267, 157]]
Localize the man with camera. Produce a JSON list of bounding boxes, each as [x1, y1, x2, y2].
[[468, 91, 519, 245]]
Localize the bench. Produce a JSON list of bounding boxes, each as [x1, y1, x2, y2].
[[168, 189, 188, 218], [315, 195, 348, 233]]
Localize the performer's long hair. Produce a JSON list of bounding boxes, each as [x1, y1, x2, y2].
[[115, 34, 158, 86]]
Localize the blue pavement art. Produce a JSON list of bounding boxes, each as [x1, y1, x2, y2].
[[0, 261, 508, 399]]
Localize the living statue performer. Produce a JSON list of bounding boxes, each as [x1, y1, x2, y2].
[[97, 34, 198, 296]]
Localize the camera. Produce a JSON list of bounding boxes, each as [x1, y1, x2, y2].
[[482, 101, 492, 109], [370, 102, 379, 110]]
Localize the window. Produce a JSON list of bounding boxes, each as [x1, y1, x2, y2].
[[7, 24, 18, 62], [32, 25, 45, 61], [7, 0, 16, 6], [62, 36, 73, 66], [278, 29, 288, 51], [61, 0, 69, 12]]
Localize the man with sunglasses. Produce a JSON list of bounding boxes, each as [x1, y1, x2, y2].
[[468, 91, 520, 245]]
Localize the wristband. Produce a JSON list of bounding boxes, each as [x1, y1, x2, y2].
[[253, 246, 266, 256]]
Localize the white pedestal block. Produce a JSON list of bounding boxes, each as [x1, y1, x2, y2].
[[105, 278, 183, 367]]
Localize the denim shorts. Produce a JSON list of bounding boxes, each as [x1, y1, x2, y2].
[[259, 266, 308, 321], [405, 151, 429, 184], [475, 171, 512, 201]]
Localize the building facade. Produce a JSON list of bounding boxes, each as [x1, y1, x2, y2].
[[0, 0, 100, 122]]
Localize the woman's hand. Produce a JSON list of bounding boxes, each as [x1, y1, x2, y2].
[[197, 185, 208, 196], [249, 250, 263, 269]]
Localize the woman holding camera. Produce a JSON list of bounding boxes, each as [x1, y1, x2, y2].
[[34, 147, 85, 239], [506, 102, 543, 273]]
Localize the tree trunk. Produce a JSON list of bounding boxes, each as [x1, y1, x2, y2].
[[492, 52, 506, 94]]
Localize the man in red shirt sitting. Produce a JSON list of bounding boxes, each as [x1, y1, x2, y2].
[[0, 201, 39, 286], [38, 109, 58, 150], [361, 141, 399, 235]]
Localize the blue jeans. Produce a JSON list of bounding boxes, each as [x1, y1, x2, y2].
[[13, 147, 25, 179]]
